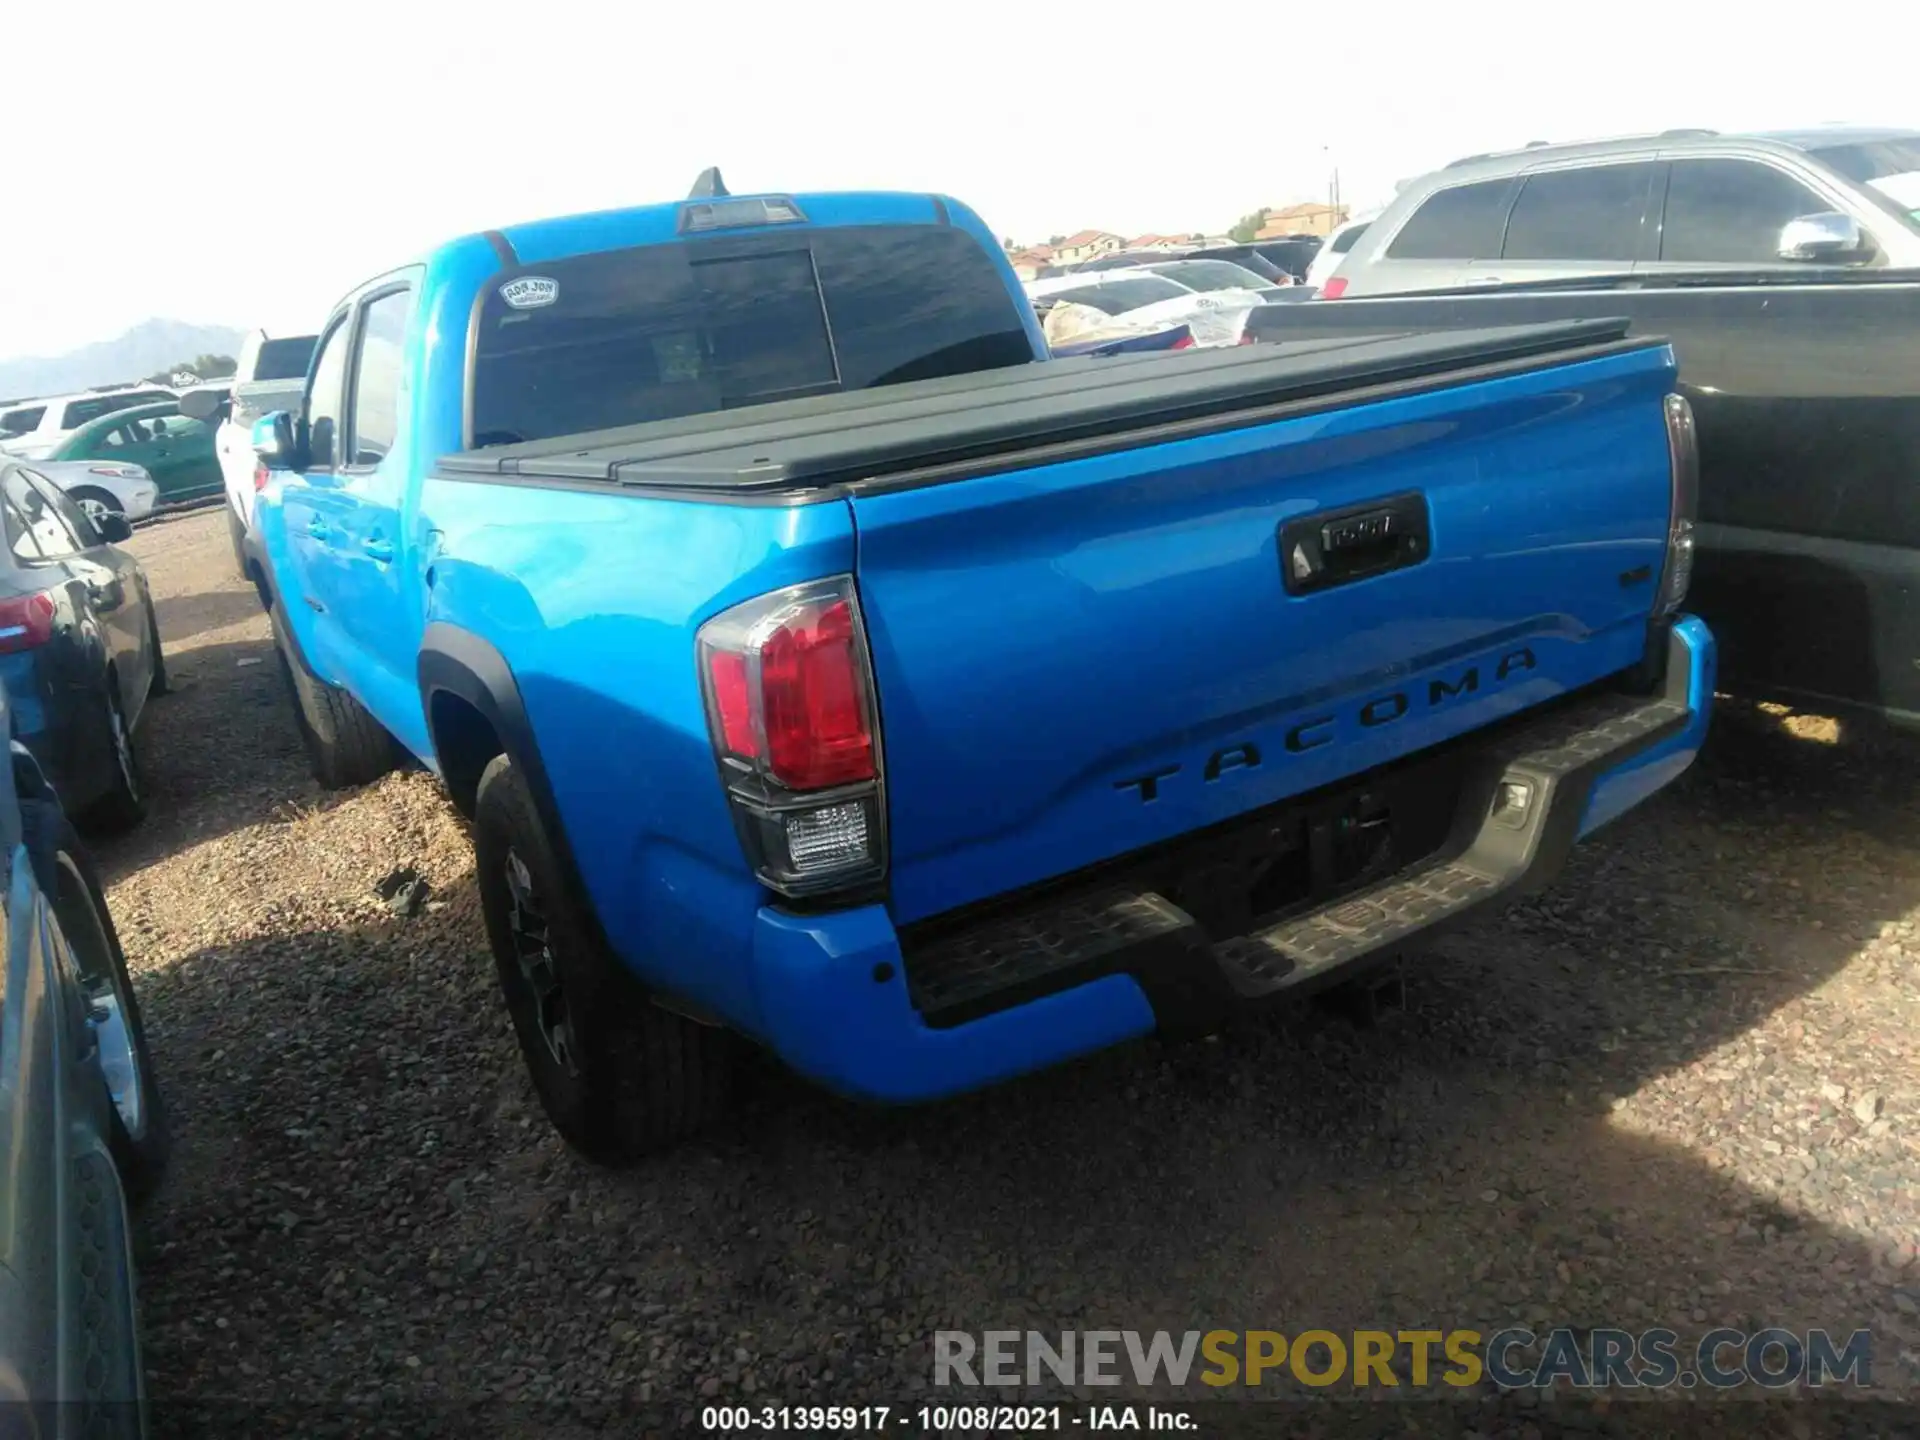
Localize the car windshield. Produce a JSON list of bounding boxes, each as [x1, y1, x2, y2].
[[1038, 276, 1192, 315], [254, 337, 316, 381], [469, 224, 1034, 447], [1806, 137, 1920, 235], [1146, 260, 1269, 293]]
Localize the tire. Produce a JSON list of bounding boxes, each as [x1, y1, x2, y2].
[[227, 504, 248, 579], [269, 606, 396, 789], [473, 752, 731, 1163], [145, 598, 169, 697], [79, 680, 146, 836], [68, 486, 125, 531], [23, 798, 170, 1200]]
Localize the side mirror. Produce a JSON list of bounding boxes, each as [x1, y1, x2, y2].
[[177, 388, 223, 422], [1777, 211, 1871, 262], [251, 411, 300, 470], [95, 512, 133, 544]]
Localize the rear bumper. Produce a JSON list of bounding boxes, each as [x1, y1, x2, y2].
[[748, 616, 1714, 1104]]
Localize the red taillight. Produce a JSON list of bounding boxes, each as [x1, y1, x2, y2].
[[0, 591, 56, 654], [1319, 276, 1349, 299], [757, 598, 873, 789], [698, 577, 885, 896], [1239, 331, 1257, 345], [252, 464, 270, 492], [1171, 334, 1196, 350]]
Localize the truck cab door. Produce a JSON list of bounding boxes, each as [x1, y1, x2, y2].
[[328, 280, 429, 757], [276, 311, 357, 683]]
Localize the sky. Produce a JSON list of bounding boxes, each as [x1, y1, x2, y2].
[[2, 0, 1913, 361]]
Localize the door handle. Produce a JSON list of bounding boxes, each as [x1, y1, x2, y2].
[[363, 537, 394, 564]]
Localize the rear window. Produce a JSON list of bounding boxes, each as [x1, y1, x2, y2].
[[60, 391, 174, 428], [1387, 179, 1512, 260], [253, 336, 316, 381], [469, 226, 1034, 447], [1040, 276, 1191, 315], [1145, 260, 1268, 292], [0, 406, 44, 436], [1329, 224, 1369, 255]]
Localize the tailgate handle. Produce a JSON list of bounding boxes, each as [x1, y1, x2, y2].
[[1278, 492, 1430, 596]]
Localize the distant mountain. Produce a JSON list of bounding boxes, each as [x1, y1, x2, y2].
[[0, 320, 248, 400]]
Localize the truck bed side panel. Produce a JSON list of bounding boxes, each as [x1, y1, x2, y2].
[[850, 347, 1680, 924], [418, 475, 859, 1033]]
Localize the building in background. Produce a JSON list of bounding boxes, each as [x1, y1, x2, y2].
[[1257, 202, 1349, 239], [1049, 230, 1124, 265]]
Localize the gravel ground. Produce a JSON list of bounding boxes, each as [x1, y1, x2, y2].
[[97, 510, 1920, 1437]]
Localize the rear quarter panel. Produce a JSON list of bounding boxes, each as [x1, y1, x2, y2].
[[418, 476, 856, 1034]]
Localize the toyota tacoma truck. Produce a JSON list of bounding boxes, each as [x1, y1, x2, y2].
[[242, 172, 1715, 1163]]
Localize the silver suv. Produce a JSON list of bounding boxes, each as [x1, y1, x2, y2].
[[1327, 126, 1920, 297]]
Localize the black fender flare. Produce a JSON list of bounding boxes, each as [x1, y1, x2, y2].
[[417, 623, 602, 937], [10, 740, 57, 808]]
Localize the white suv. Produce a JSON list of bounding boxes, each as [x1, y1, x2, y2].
[[214, 330, 315, 568], [0, 388, 179, 459]]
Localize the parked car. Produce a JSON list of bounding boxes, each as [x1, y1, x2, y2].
[[0, 678, 169, 1435], [1242, 236, 1324, 281], [0, 460, 164, 834], [188, 331, 317, 575], [1304, 213, 1377, 292], [42, 403, 221, 507], [1322, 125, 1920, 298], [28, 460, 162, 526], [239, 175, 1712, 1165], [1247, 257, 1920, 726], [0, 389, 178, 460], [1025, 271, 1268, 347]]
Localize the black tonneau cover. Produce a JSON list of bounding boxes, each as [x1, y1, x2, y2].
[[438, 318, 1643, 496]]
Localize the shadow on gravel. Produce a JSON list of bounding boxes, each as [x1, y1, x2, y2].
[[98, 638, 332, 879], [125, 707, 1920, 1437], [154, 586, 266, 648]]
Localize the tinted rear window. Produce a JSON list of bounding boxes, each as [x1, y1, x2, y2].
[[1387, 180, 1512, 260], [0, 407, 44, 435], [1502, 164, 1652, 261], [470, 226, 1033, 447], [1146, 260, 1268, 292], [254, 336, 316, 381], [1039, 277, 1191, 314], [1329, 224, 1369, 255]]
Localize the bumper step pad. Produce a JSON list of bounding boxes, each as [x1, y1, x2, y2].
[[901, 688, 1689, 1025]]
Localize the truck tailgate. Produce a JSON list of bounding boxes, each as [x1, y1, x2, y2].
[[848, 335, 1680, 924]]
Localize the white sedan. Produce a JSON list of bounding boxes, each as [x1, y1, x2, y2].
[[25, 459, 160, 526], [1025, 270, 1268, 349]]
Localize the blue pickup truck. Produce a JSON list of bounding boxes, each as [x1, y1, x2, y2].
[[244, 173, 1715, 1162]]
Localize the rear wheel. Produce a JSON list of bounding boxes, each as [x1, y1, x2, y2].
[[473, 753, 731, 1163], [270, 606, 396, 789], [23, 798, 170, 1199], [79, 681, 146, 835]]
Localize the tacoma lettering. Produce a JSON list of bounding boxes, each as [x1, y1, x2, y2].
[[1114, 648, 1539, 802]]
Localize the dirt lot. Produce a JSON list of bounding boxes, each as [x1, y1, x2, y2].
[[102, 509, 1920, 1435]]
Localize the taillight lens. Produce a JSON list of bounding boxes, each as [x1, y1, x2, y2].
[[698, 577, 885, 896], [0, 591, 57, 654], [253, 464, 270, 492], [1659, 392, 1699, 613], [1320, 276, 1349, 299], [1171, 334, 1196, 350]]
